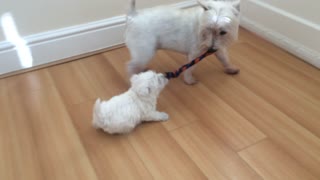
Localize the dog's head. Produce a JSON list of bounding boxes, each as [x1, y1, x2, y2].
[[130, 70, 168, 97], [198, 0, 240, 49]]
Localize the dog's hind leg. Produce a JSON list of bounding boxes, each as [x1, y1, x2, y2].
[[127, 44, 156, 76], [215, 48, 240, 75]]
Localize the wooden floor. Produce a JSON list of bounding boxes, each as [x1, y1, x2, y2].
[[1, 28, 320, 180]]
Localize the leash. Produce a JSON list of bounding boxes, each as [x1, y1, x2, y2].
[[165, 48, 218, 79]]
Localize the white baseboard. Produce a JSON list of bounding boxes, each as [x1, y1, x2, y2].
[[241, 0, 320, 68], [0, 0, 198, 77], [0, 15, 126, 76]]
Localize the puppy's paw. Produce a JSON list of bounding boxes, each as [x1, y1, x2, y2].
[[184, 76, 198, 85], [158, 112, 169, 121], [224, 67, 240, 75]]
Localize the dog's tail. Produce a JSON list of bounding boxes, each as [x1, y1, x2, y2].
[[128, 0, 137, 16]]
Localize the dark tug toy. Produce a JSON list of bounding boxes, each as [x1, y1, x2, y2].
[[164, 48, 218, 79]]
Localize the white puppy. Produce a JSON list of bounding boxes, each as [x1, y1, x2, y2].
[[126, 0, 241, 84], [92, 71, 169, 134]]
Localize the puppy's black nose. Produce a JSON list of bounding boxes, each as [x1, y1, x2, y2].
[[220, 31, 227, 35]]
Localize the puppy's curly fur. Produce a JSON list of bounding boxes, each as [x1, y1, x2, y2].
[[126, 0, 241, 84], [92, 71, 169, 134]]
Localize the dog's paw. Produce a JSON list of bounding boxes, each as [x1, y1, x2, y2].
[[159, 112, 169, 121], [184, 76, 198, 85], [224, 67, 240, 75]]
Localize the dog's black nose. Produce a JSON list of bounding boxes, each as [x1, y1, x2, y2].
[[220, 31, 227, 36], [208, 48, 218, 53]]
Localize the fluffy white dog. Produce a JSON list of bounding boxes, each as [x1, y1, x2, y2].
[[92, 71, 169, 134], [126, 0, 241, 84]]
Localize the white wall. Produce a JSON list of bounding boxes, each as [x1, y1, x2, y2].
[[241, 0, 320, 68], [260, 0, 320, 24], [0, 0, 192, 76], [0, 0, 184, 41], [0, 30, 3, 42]]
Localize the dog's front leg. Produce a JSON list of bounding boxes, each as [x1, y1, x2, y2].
[[215, 48, 240, 74], [143, 111, 169, 122]]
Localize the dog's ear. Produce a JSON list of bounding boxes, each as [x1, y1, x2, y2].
[[231, 0, 241, 16], [232, 0, 241, 11], [197, 0, 210, 11]]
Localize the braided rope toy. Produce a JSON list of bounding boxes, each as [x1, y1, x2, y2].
[[165, 48, 217, 79]]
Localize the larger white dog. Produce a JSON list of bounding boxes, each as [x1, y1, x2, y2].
[[92, 71, 169, 134], [126, 0, 241, 84]]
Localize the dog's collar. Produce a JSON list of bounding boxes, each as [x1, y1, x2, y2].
[[164, 48, 217, 79]]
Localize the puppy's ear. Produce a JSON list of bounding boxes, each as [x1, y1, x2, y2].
[[130, 74, 151, 96], [138, 87, 151, 96], [197, 0, 210, 11], [130, 74, 139, 85]]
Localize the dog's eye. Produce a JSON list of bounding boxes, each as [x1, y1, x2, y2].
[[220, 31, 227, 36]]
